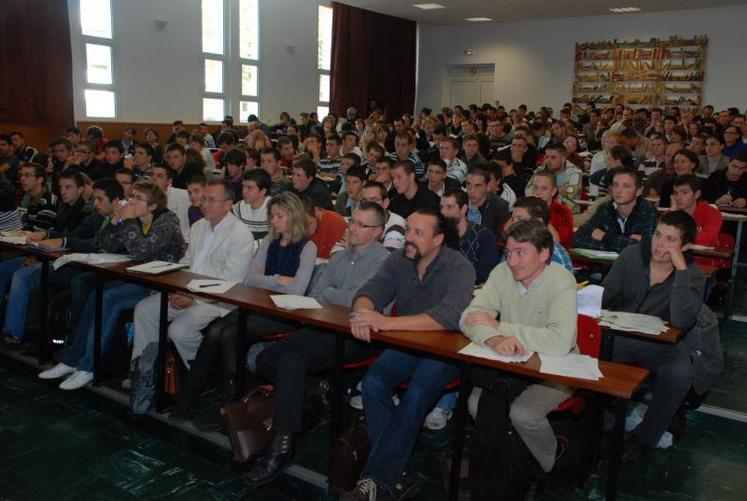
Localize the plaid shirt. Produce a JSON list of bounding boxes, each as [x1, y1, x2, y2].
[[573, 197, 658, 252]]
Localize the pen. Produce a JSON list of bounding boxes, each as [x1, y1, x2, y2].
[[151, 263, 174, 269], [199, 283, 221, 288]]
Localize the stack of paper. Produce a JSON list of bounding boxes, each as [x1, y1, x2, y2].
[[53, 253, 131, 271], [577, 284, 604, 318], [126, 261, 189, 274], [599, 311, 667, 335], [271, 295, 323, 310], [689, 244, 715, 251], [186, 279, 236, 294], [539, 353, 604, 380], [0, 236, 27, 245], [573, 248, 619, 260], [458, 342, 533, 363]]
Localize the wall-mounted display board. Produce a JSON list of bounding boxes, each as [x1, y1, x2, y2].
[[572, 35, 707, 111]]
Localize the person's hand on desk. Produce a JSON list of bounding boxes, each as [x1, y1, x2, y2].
[[464, 310, 499, 330], [733, 198, 746, 208], [26, 230, 48, 243], [350, 310, 390, 342], [277, 275, 294, 286], [38, 238, 64, 249], [591, 228, 606, 241], [715, 194, 732, 206], [485, 336, 527, 357], [169, 293, 194, 310]]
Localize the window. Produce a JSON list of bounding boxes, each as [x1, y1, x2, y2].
[[201, 0, 260, 123], [201, 0, 226, 122], [80, 0, 115, 117], [317, 5, 333, 119]]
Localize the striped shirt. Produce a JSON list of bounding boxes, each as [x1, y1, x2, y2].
[[232, 197, 270, 240]]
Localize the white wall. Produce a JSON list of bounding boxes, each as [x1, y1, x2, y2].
[[68, 0, 328, 124], [416, 5, 747, 113]]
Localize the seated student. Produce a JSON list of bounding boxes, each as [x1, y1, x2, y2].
[[320, 135, 343, 174], [103, 140, 126, 173], [703, 151, 747, 207], [638, 134, 667, 180], [259, 147, 292, 197], [359, 181, 406, 251], [389, 160, 441, 218], [129, 180, 254, 414], [186, 175, 206, 225], [644, 142, 682, 198], [698, 135, 729, 176], [342, 209, 475, 501], [245, 203, 391, 485], [671, 175, 722, 249], [38, 179, 185, 390], [440, 189, 500, 285], [465, 165, 511, 239], [334, 152, 363, 194], [150, 164, 191, 241], [530, 170, 573, 249], [528, 142, 583, 213], [165, 143, 205, 190], [589, 144, 635, 197], [461, 134, 489, 169], [232, 168, 271, 240], [188, 133, 216, 172], [129, 142, 154, 178], [0, 172, 22, 231], [387, 131, 425, 179], [291, 156, 333, 210], [114, 167, 135, 199], [460, 219, 576, 500], [573, 167, 658, 252], [303, 196, 347, 259], [504, 197, 574, 273], [426, 159, 460, 197], [68, 140, 108, 181], [658, 149, 700, 208], [222, 148, 247, 202], [335, 165, 366, 217], [184, 192, 316, 429], [602, 211, 706, 462], [371, 156, 396, 196], [485, 161, 517, 210], [439, 137, 468, 184], [363, 143, 385, 172]]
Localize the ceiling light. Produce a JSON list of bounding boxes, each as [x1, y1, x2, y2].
[[413, 3, 445, 9], [609, 7, 641, 13], [465, 17, 492, 22]]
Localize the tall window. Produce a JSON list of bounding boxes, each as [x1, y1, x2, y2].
[[201, 0, 226, 122], [239, 0, 260, 121], [317, 5, 333, 119], [80, 0, 115, 118]]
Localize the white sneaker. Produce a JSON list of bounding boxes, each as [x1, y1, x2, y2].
[[38, 363, 76, 380], [59, 370, 94, 390], [349, 392, 399, 411], [424, 407, 452, 431]]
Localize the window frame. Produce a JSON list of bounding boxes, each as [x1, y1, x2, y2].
[[79, 0, 117, 119], [317, 4, 333, 120], [201, 0, 228, 123]]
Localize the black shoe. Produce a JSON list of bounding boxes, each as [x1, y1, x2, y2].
[[243, 447, 294, 488], [621, 435, 648, 464], [379, 472, 420, 501]]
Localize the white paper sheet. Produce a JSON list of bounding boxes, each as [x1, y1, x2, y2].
[[186, 279, 237, 294], [599, 311, 667, 335], [539, 353, 603, 380], [572, 248, 619, 260], [270, 295, 323, 310], [52, 253, 131, 271], [126, 261, 189, 274], [458, 342, 533, 363], [0, 236, 27, 245], [577, 284, 604, 318]]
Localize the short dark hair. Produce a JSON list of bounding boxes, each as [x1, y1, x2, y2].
[[0, 134, 11, 144], [374, 156, 393, 169], [544, 142, 567, 156], [292, 157, 317, 178], [216, 132, 236, 146], [85, 126, 103, 139], [427, 158, 447, 172], [658, 210, 697, 245], [467, 165, 490, 183], [610, 166, 642, 188], [505, 219, 554, 264], [223, 148, 247, 166], [93, 177, 125, 201], [362, 181, 389, 200], [50, 137, 73, 151], [443, 188, 468, 208], [113, 167, 135, 182], [277, 136, 294, 148], [58, 170, 85, 188], [356, 201, 386, 228], [176, 130, 191, 140], [243, 168, 272, 193], [326, 135, 342, 145], [206, 179, 235, 201], [673, 174, 701, 194], [136, 142, 154, 156], [187, 174, 207, 187], [104, 140, 124, 154], [411, 207, 460, 250], [343, 152, 362, 165], [345, 165, 367, 183], [609, 145, 634, 168], [153, 164, 176, 180], [144, 127, 159, 138], [165, 143, 186, 155], [21, 162, 46, 180], [513, 196, 550, 224], [731, 150, 747, 163], [260, 147, 280, 161], [392, 160, 415, 176], [674, 149, 700, 171]]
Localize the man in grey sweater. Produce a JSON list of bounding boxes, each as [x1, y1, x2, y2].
[[245, 203, 391, 487], [603, 210, 706, 462]]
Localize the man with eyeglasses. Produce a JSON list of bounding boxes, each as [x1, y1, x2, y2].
[[68, 140, 107, 181], [244, 203, 390, 486]]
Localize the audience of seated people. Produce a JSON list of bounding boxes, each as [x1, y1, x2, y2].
[[2, 101, 742, 500]]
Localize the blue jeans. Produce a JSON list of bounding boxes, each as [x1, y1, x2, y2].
[[360, 349, 459, 492], [2, 263, 41, 339], [0, 256, 26, 304], [434, 391, 458, 412], [63, 281, 149, 372]]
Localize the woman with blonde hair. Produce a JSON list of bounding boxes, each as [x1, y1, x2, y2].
[[174, 191, 318, 428]]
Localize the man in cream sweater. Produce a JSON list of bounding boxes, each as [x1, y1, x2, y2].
[[460, 219, 577, 499]]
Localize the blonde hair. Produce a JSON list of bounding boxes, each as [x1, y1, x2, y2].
[[266, 191, 308, 244]]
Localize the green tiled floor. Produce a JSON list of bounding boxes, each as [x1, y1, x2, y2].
[[704, 319, 747, 413]]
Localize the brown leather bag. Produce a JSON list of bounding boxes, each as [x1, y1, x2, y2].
[[220, 385, 275, 463], [328, 418, 370, 495]]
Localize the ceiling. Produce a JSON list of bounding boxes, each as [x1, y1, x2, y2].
[[334, 0, 747, 25]]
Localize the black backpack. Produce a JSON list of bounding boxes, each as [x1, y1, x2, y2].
[[469, 369, 530, 501]]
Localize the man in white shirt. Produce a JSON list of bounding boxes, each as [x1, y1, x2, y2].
[[129, 180, 254, 414], [151, 165, 191, 242], [232, 168, 271, 240]]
